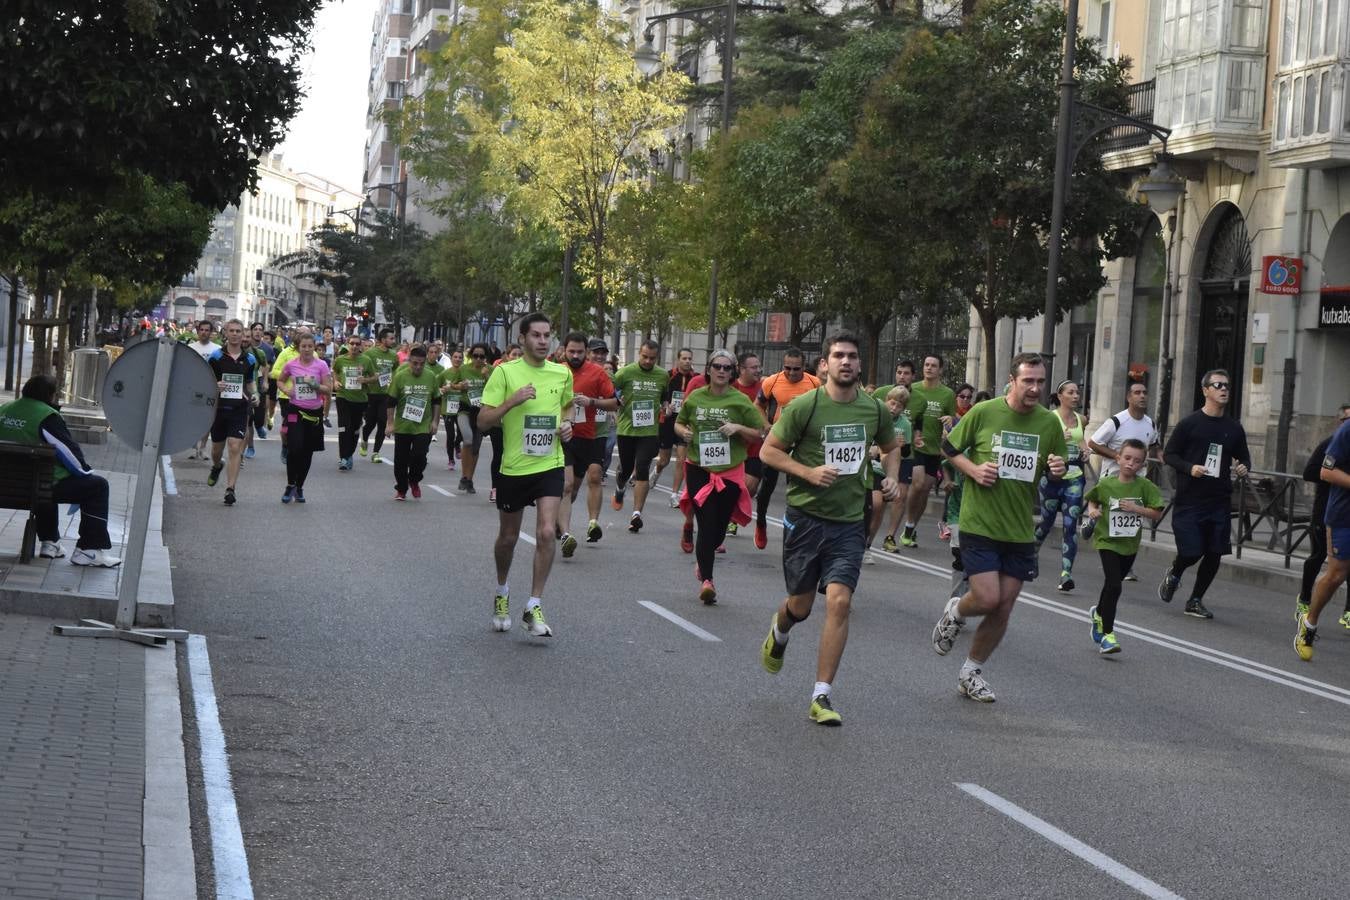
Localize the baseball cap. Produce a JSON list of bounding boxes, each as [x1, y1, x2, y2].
[[587, 339, 608, 351]]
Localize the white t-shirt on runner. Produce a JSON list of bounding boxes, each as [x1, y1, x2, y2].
[[1090, 409, 1158, 477], [190, 340, 217, 361]]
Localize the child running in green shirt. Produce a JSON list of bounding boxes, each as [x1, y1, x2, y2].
[[1082, 438, 1166, 654]]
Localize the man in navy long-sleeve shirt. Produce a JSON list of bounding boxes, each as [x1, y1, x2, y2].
[[1158, 368, 1251, 619], [1296, 414, 1350, 660], [0, 375, 122, 567]]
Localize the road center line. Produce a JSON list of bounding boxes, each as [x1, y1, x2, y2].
[[427, 484, 453, 497], [956, 783, 1183, 899], [638, 600, 722, 642], [186, 634, 255, 900]]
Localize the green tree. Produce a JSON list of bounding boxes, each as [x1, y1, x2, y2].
[[828, 0, 1140, 388]]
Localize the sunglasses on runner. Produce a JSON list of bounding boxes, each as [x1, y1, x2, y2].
[[709, 363, 734, 372], [1206, 382, 1229, 390]]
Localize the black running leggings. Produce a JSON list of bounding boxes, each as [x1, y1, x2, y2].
[[335, 397, 366, 459], [1169, 552, 1223, 601], [616, 435, 659, 486], [361, 394, 391, 451], [285, 420, 317, 489], [756, 463, 780, 524], [685, 464, 741, 582], [1097, 550, 1135, 633]]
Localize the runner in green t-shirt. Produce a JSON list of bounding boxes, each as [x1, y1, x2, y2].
[[385, 346, 441, 499], [359, 328, 400, 463], [897, 355, 958, 549], [610, 341, 671, 533], [868, 385, 912, 562], [1082, 439, 1164, 654], [448, 348, 491, 493], [331, 335, 378, 470], [439, 346, 464, 471], [673, 349, 767, 604], [931, 353, 1068, 704], [478, 314, 575, 639], [758, 333, 903, 727]]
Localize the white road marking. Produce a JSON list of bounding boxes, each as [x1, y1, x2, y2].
[[638, 600, 722, 642], [874, 552, 1350, 708], [160, 455, 177, 495], [379, 457, 393, 466], [186, 635, 255, 900], [956, 783, 1183, 900], [428, 484, 453, 497], [519, 532, 536, 545]]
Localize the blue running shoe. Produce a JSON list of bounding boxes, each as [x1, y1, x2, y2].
[[244, 446, 256, 459], [281, 485, 295, 504], [1089, 605, 1104, 644]]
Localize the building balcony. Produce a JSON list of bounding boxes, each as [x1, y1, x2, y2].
[[1101, 79, 1161, 172], [409, 2, 454, 51], [1151, 49, 1266, 164], [1269, 61, 1350, 168]]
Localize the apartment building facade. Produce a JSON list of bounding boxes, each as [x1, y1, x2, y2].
[[970, 0, 1350, 473]]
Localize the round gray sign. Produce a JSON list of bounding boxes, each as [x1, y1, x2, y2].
[[102, 339, 218, 454]]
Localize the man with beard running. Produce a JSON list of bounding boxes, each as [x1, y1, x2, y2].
[[758, 334, 901, 726], [753, 349, 821, 550], [558, 333, 617, 554], [611, 340, 669, 533]]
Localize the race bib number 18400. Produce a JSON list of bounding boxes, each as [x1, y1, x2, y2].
[[996, 431, 1039, 483]]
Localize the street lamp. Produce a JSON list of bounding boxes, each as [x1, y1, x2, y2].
[[633, 2, 783, 364], [1040, 0, 1184, 394]]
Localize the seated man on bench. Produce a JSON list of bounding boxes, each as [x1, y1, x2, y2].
[[0, 375, 121, 567]]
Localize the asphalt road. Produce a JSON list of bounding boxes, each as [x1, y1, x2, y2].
[[164, 430, 1350, 899]]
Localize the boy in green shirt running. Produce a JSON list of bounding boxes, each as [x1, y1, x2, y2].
[[331, 335, 377, 470], [360, 328, 400, 462], [1082, 439, 1165, 654], [385, 345, 441, 500], [931, 353, 1068, 703]]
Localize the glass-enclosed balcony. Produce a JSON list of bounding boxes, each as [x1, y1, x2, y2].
[[1269, 0, 1350, 167]]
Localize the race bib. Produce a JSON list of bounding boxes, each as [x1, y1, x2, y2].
[[823, 424, 866, 475], [444, 397, 460, 415], [631, 400, 655, 428], [469, 387, 483, 408], [1204, 442, 1222, 478], [523, 415, 556, 456], [996, 431, 1039, 483], [344, 371, 364, 391], [403, 396, 426, 424], [1108, 498, 1142, 538], [293, 378, 317, 402], [698, 430, 731, 468], [670, 391, 685, 413], [593, 408, 607, 424], [378, 371, 391, 388], [221, 373, 244, 400]]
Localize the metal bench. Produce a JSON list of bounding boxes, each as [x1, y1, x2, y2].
[[0, 440, 57, 563]]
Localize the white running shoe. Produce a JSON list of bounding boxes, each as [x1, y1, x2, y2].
[[491, 594, 511, 632], [39, 541, 65, 559], [521, 603, 553, 637], [70, 548, 122, 568], [669, 493, 681, 508], [931, 596, 964, 655], [862, 548, 877, 565], [958, 667, 996, 702]]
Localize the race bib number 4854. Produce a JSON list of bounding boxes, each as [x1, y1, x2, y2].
[[822, 424, 866, 475], [995, 431, 1039, 483], [698, 430, 731, 468]]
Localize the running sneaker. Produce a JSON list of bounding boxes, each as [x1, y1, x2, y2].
[[939, 522, 952, 542], [521, 603, 553, 637], [629, 511, 643, 533], [410, 484, 422, 499], [699, 580, 717, 605], [257, 426, 268, 439], [1058, 572, 1075, 592], [882, 534, 898, 553], [726, 523, 738, 536], [38, 541, 64, 559], [1340, 611, 1350, 630], [862, 548, 877, 565], [244, 447, 256, 459], [932, 596, 964, 655], [1122, 572, 1138, 582], [491, 594, 511, 632], [1184, 599, 1214, 619], [611, 488, 625, 511], [1098, 632, 1121, 655], [280, 447, 288, 463], [489, 488, 496, 503], [281, 485, 295, 504], [1295, 596, 1309, 622], [294, 488, 305, 504], [560, 533, 577, 558], [447, 460, 456, 471], [809, 694, 842, 726], [70, 548, 122, 568], [1089, 605, 1104, 644], [669, 493, 680, 509], [901, 525, 918, 548], [323, 416, 332, 428], [957, 667, 995, 702], [680, 523, 694, 554], [1158, 572, 1180, 604], [760, 619, 787, 674], [371, 452, 382, 464], [754, 521, 768, 550], [207, 463, 223, 486], [394, 489, 406, 501], [586, 519, 603, 543], [1295, 616, 1317, 661], [359, 441, 368, 457], [223, 488, 236, 506]]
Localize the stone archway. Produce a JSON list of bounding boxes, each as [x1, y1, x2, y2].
[[1194, 204, 1251, 417]]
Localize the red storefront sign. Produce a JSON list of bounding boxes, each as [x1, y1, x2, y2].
[[1260, 255, 1302, 295]]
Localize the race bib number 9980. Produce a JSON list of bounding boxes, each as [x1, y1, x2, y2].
[[822, 424, 866, 475], [631, 400, 655, 429], [996, 431, 1039, 483]]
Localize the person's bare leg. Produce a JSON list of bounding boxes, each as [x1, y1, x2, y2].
[[1307, 552, 1350, 626], [558, 468, 577, 534], [886, 486, 909, 537], [964, 574, 1023, 663], [461, 446, 478, 481], [532, 497, 561, 596], [586, 465, 603, 522], [670, 446, 687, 497], [224, 437, 244, 488], [494, 511, 523, 584], [905, 468, 930, 532], [815, 583, 854, 683], [634, 479, 652, 513]]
